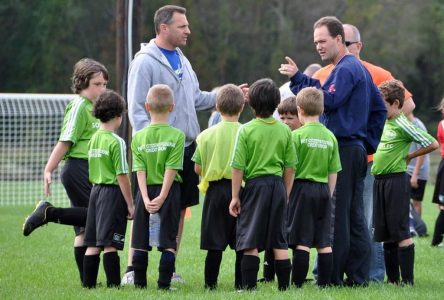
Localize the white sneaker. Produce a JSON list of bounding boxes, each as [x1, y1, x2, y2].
[[171, 272, 185, 284], [121, 270, 135, 285]]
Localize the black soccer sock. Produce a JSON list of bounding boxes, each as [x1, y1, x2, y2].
[[204, 250, 222, 289], [291, 249, 309, 287], [103, 252, 120, 288], [74, 246, 87, 283], [234, 251, 243, 290], [383, 242, 400, 284], [263, 249, 276, 282], [275, 258, 291, 291], [83, 254, 100, 288], [432, 210, 444, 246], [132, 250, 148, 288], [317, 252, 333, 287], [46, 207, 88, 226], [158, 251, 175, 290], [241, 255, 260, 290], [125, 265, 134, 273], [398, 244, 415, 285]]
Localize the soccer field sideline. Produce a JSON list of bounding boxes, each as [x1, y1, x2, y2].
[[1, 186, 444, 299]]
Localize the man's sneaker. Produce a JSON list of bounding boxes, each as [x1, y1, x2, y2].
[[121, 270, 135, 285], [171, 272, 185, 284], [23, 200, 53, 236]]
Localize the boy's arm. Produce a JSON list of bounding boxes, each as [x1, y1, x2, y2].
[[117, 174, 134, 220], [136, 171, 150, 212], [410, 154, 425, 188], [328, 173, 338, 197], [44, 141, 71, 197], [148, 169, 177, 214], [194, 163, 202, 176], [406, 141, 439, 165], [229, 168, 244, 217], [283, 167, 294, 199]]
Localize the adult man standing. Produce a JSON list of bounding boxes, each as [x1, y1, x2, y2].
[[279, 16, 387, 286], [312, 23, 415, 283], [125, 5, 217, 284]]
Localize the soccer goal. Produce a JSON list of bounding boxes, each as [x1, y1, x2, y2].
[[0, 94, 73, 206]]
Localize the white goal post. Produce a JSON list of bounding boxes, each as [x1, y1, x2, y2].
[[0, 93, 74, 206]]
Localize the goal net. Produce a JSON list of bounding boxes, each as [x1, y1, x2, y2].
[[0, 94, 73, 206]]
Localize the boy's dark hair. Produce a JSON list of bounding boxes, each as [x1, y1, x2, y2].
[[71, 58, 109, 94], [93, 90, 126, 122], [154, 5, 187, 34], [146, 84, 174, 113], [296, 87, 324, 116], [314, 16, 345, 44], [378, 80, 405, 109], [216, 84, 244, 116], [248, 78, 280, 118], [277, 96, 298, 116]]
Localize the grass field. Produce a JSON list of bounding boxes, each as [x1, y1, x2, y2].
[[1, 186, 444, 300]]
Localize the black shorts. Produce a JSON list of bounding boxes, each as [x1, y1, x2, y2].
[[131, 182, 181, 251], [373, 173, 410, 242], [432, 159, 444, 205], [83, 185, 128, 250], [287, 180, 332, 248], [201, 179, 237, 251], [60, 158, 92, 236], [236, 176, 288, 252], [178, 142, 200, 209], [407, 174, 427, 201]]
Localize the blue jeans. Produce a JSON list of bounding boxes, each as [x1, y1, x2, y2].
[[363, 162, 385, 282]]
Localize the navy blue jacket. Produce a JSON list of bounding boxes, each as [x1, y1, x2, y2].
[[289, 55, 386, 154]]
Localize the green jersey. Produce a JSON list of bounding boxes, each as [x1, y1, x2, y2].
[[132, 123, 185, 185], [192, 120, 241, 193], [88, 129, 129, 185], [292, 122, 341, 182], [372, 113, 436, 175], [59, 95, 99, 159], [231, 117, 296, 180]]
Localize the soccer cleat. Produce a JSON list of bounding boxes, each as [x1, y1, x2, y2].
[[121, 270, 135, 285], [22, 200, 53, 236], [171, 272, 185, 284]]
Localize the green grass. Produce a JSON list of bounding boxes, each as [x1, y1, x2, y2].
[[1, 186, 444, 299]]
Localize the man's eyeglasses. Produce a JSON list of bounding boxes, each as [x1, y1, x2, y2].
[[345, 41, 359, 47]]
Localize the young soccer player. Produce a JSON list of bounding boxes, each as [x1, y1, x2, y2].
[[372, 80, 438, 285], [229, 78, 296, 291], [82, 90, 135, 288], [260, 96, 302, 283], [23, 58, 108, 283], [287, 87, 341, 288], [130, 84, 185, 290], [192, 84, 245, 290]]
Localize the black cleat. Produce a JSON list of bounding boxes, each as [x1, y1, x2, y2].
[[23, 200, 53, 236]]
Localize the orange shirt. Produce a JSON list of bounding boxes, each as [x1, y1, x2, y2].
[[312, 60, 413, 162]]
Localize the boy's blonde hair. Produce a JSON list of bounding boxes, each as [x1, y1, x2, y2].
[[296, 87, 324, 116], [378, 80, 404, 108], [146, 84, 174, 113], [277, 96, 298, 116], [216, 84, 244, 116]]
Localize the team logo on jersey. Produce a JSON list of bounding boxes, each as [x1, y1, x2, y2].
[[385, 129, 397, 139], [328, 84, 336, 93]]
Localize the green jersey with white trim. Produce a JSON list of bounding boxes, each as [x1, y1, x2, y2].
[[132, 123, 185, 185], [59, 95, 99, 159], [372, 113, 436, 175], [231, 117, 296, 180], [88, 129, 129, 185]]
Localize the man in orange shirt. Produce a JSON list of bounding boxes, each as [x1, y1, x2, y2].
[[312, 23, 415, 283]]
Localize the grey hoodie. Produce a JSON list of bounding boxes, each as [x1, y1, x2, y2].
[[127, 39, 216, 145]]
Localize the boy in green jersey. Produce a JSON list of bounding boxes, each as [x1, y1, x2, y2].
[[192, 84, 245, 290], [372, 80, 438, 285], [83, 90, 135, 288], [229, 78, 296, 291], [130, 84, 185, 290], [23, 58, 108, 283], [287, 87, 341, 287]]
